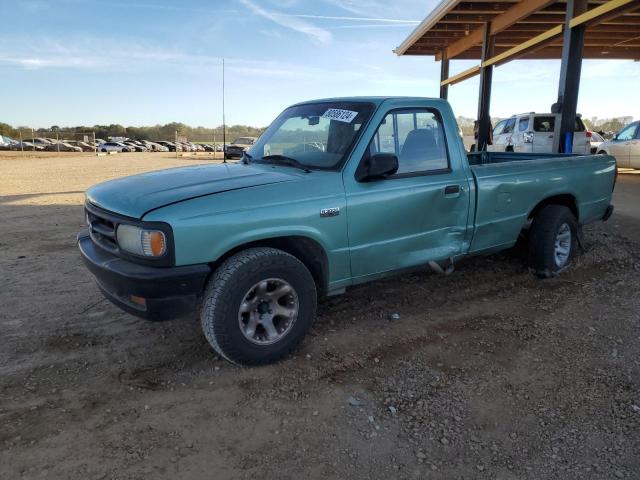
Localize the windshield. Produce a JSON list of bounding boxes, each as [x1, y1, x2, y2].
[[248, 101, 374, 170]]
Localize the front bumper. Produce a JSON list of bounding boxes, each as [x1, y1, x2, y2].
[[602, 204, 614, 221], [78, 230, 210, 320]]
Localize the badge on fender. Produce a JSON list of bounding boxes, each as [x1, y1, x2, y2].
[[320, 207, 340, 217]]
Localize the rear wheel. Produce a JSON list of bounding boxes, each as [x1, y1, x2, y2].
[[200, 247, 317, 365], [528, 205, 578, 278]]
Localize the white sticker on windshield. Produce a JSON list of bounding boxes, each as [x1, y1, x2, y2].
[[322, 108, 358, 123]]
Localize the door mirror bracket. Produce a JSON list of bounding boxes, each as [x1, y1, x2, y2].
[[356, 153, 399, 182]]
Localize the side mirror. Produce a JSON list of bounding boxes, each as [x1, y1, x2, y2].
[[356, 153, 399, 182]]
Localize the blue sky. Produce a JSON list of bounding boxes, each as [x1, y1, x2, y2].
[[1, 0, 638, 128]]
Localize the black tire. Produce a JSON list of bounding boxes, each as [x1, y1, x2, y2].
[[200, 247, 317, 365], [528, 205, 578, 278], [101, 148, 107, 152], [505, 145, 514, 152]]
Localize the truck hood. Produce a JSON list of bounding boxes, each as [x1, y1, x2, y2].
[[86, 162, 297, 218]]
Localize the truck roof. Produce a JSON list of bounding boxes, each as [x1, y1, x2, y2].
[[292, 96, 444, 107]]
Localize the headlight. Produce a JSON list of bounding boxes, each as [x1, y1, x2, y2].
[[117, 225, 166, 257]]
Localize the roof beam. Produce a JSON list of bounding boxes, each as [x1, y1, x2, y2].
[[438, 0, 555, 60], [482, 24, 564, 67], [570, 0, 639, 27], [440, 65, 481, 86]]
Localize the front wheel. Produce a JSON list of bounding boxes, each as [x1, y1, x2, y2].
[[528, 205, 578, 278], [200, 247, 317, 365]]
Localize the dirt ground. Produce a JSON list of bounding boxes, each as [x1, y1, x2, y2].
[[1, 152, 639, 480]]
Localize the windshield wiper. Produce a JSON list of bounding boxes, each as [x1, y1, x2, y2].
[[260, 154, 311, 173]]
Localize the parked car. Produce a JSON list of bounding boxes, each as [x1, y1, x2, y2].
[[0, 135, 13, 149], [587, 131, 604, 154], [62, 140, 94, 152], [157, 141, 181, 152], [224, 137, 257, 159], [78, 97, 616, 366], [151, 142, 170, 152], [201, 144, 215, 152], [11, 141, 43, 151], [488, 113, 590, 154], [596, 121, 640, 169], [45, 142, 82, 152], [23, 137, 55, 148], [123, 141, 148, 152], [99, 142, 131, 153]]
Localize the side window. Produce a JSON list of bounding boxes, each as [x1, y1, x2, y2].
[[617, 123, 637, 141], [368, 109, 449, 175], [503, 118, 516, 134], [575, 117, 586, 132], [518, 117, 529, 132], [493, 120, 507, 136], [534, 116, 555, 132], [616, 123, 638, 142]]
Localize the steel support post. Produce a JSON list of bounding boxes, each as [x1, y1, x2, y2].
[[476, 23, 494, 152], [554, 0, 588, 153], [439, 53, 450, 100]]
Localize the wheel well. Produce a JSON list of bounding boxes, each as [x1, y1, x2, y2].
[[505, 145, 514, 152], [212, 236, 329, 297], [597, 150, 607, 155], [528, 194, 579, 222]]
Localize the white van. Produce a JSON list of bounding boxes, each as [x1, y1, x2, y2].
[[489, 113, 589, 154]]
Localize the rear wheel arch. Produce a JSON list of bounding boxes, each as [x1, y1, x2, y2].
[[210, 236, 329, 298], [528, 194, 579, 224]]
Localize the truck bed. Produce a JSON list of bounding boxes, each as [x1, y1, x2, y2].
[[465, 151, 616, 255], [467, 151, 578, 165]]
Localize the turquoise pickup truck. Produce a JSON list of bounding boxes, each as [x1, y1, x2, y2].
[[78, 97, 616, 365]]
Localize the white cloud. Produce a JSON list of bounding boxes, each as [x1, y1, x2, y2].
[[239, 0, 332, 44], [283, 14, 419, 24], [320, 0, 432, 20]]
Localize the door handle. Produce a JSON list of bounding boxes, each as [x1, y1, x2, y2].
[[444, 185, 460, 195]]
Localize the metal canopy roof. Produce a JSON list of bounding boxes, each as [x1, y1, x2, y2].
[[395, 0, 640, 61]]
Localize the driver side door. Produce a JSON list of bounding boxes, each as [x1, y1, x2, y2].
[[343, 107, 471, 281]]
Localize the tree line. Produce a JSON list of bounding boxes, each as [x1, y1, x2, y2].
[[1, 116, 634, 142], [0, 122, 266, 142]]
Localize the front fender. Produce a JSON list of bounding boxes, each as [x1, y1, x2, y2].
[[143, 175, 351, 285]]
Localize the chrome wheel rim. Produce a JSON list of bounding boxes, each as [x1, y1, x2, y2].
[[238, 278, 299, 345], [554, 222, 572, 268]]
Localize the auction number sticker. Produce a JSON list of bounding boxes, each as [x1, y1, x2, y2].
[[322, 108, 358, 123]]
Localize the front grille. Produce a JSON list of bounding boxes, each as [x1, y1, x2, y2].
[[86, 206, 118, 253]]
